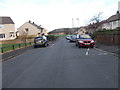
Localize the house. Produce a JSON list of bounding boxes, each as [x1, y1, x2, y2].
[[0, 17, 16, 41], [85, 23, 98, 34], [102, 2, 120, 30], [86, 11, 120, 32], [39, 25, 48, 36], [102, 11, 120, 30], [74, 26, 86, 34], [85, 11, 120, 34], [18, 21, 47, 37]]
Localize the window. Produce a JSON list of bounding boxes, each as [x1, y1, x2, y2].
[[0, 34, 5, 38], [9, 32, 14, 38], [113, 21, 116, 25], [25, 28, 29, 32]]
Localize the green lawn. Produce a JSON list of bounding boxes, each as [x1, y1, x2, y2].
[[0, 42, 34, 53], [55, 34, 67, 37]]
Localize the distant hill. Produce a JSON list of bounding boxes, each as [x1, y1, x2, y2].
[[48, 27, 80, 35]]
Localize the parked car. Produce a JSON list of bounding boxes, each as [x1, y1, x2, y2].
[[76, 34, 94, 48], [69, 35, 77, 42], [34, 36, 49, 48], [66, 35, 71, 40]]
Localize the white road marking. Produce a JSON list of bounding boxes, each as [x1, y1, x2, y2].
[[88, 48, 90, 51], [86, 48, 90, 55], [86, 52, 89, 55], [50, 44, 55, 48]]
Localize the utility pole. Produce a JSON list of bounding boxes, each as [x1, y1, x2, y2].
[[72, 18, 74, 28], [77, 18, 80, 27]]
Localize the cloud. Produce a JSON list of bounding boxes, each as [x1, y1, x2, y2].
[[0, 0, 118, 31]]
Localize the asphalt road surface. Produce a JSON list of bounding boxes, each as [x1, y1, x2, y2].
[[2, 37, 118, 88]]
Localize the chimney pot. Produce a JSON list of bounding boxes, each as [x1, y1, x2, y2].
[[29, 20, 31, 23], [117, 10, 119, 14]]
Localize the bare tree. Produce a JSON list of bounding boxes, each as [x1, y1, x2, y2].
[[90, 12, 103, 23]]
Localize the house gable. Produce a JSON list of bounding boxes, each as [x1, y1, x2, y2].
[[18, 22, 40, 36], [0, 17, 16, 40]]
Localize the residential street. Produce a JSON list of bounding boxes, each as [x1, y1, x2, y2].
[[2, 37, 118, 88]]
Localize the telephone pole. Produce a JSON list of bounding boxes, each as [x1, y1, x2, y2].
[[72, 18, 74, 28], [77, 18, 80, 27]]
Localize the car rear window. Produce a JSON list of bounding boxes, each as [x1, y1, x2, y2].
[[71, 35, 76, 38], [34, 37, 43, 41]]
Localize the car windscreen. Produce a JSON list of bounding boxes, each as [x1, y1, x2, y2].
[[66, 35, 70, 37], [79, 35, 91, 39]]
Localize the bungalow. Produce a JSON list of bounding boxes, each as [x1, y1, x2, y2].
[[18, 21, 47, 37], [0, 17, 16, 41]]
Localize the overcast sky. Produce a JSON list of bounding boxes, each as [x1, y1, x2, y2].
[[0, 0, 119, 32]]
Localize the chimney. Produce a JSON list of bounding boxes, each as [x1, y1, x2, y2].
[[33, 22, 34, 24], [29, 20, 31, 23], [117, 10, 119, 14]]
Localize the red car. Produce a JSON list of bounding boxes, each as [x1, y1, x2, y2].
[[76, 34, 95, 48]]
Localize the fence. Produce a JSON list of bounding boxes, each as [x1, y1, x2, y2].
[[0, 42, 34, 53], [92, 30, 120, 45]]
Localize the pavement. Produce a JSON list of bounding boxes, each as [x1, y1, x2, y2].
[[2, 37, 118, 88], [95, 43, 119, 57]]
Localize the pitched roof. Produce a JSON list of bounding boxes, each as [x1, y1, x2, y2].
[[107, 13, 120, 22], [28, 21, 42, 29], [0, 17, 14, 24]]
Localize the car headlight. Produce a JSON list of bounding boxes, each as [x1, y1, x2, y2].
[[78, 40, 84, 43], [91, 40, 94, 43]]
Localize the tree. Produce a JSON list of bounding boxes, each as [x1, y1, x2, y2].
[[90, 12, 103, 23]]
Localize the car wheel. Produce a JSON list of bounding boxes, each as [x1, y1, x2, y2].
[[76, 43, 78, 46], [44, 43, 47, 47], [91, 46, 94, 48], [78, 45, 81, 48], [34, 45, 37, 48]]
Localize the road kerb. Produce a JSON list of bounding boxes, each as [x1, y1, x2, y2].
[[95, 47, 119, 58]]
